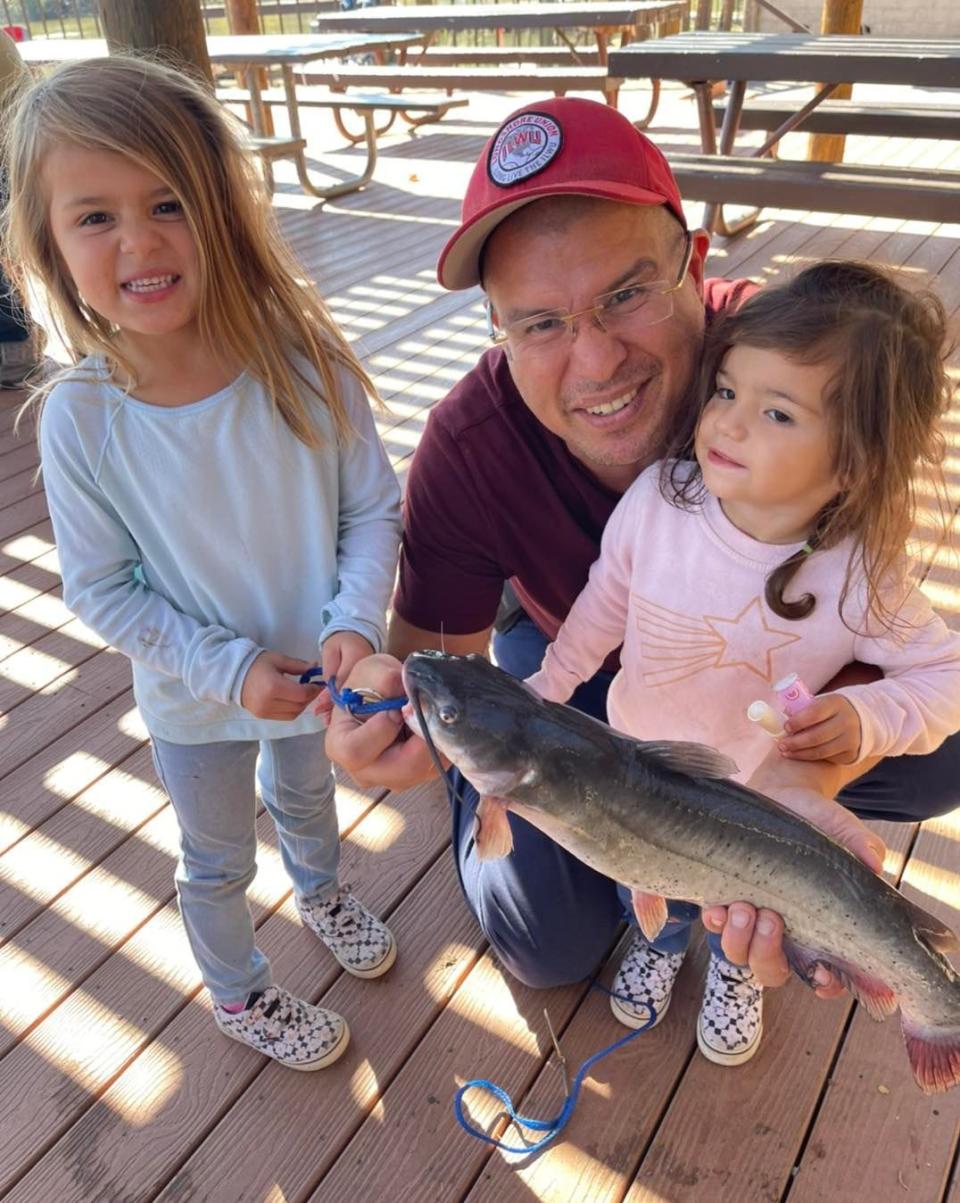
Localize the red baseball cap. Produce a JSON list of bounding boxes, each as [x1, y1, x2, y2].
[[437, 96, 686, 291]]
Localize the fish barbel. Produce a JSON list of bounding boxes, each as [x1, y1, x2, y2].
[[402, 651, 960, 1093]]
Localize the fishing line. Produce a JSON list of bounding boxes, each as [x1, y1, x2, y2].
[[453, 996, 657, 1155], [409, 686, 476, 815]]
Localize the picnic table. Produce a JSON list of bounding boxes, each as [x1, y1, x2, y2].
[[309, 2, 687, 64], [608, 32, 960, 234], [308, 1, 687, 126], [17, 33, 428, 199]]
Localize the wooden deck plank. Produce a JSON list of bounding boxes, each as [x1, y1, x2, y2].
[[0, 774, 388, 1197], [462, 936, 710, 1203], [302, 953, 592, 1203], [788, 812, 960, 1201], [0, 646, 133, 781], [0, 518, 54, 576], [153, 845, 477, 1203], [3, 781, 449, 1202], [0, 689, 141, 854], [621, 821, 915, 1203]]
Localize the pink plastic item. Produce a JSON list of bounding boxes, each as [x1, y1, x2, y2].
[[774, 672, 815, 716]]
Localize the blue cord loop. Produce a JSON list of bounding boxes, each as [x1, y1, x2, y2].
[[298, 667, 407, 717], [454, 989, 657, 1155]]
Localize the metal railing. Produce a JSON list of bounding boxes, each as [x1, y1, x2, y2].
[[2, 0, 748, 44]]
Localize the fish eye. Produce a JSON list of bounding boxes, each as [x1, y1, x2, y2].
[[438, 704, 460, 725]]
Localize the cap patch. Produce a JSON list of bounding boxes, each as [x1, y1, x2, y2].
[[488, 112, 562, 188]]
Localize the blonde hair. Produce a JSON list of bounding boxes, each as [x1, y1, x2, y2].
[[662, 261, 953, 632], [1, 53, 377, 445]]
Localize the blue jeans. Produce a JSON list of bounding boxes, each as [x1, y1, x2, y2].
[[448, 616, 960, 987], [152, 732, 340, 1006]]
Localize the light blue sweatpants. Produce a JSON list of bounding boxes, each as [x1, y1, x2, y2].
[[151, 733, 340, 1007]]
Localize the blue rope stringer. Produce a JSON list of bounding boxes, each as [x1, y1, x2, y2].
[[298, 668, 407, 717], [454, 994, 657, 1156]]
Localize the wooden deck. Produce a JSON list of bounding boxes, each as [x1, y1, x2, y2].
[[1, 82, 959, 1203]]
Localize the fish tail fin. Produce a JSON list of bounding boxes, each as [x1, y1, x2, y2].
[[473, 796, 514, 861], [783, 940, 898, 1021], [901, 1014, 960, 1093]]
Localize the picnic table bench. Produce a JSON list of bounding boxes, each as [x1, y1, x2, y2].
[[712, 99, 960, 140], [296, 62, 626, 109], [416, 44, 604, 67], [667, 154, 960, 225], [219, 84, 468, 146], [609, 33, 960, 234]]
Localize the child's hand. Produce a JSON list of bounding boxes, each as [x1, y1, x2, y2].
[[777, 695, 862, 764], [240, 651, 320, 720], [313, 631, 376, 721]]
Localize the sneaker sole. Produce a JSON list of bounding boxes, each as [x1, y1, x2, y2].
[[696, 1017, 763, 1067], [332, 934, 397, 980], [217, 1018, 351, 1071], [610, 989, 672, 1031]]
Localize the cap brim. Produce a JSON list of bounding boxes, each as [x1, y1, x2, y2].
[[437, 180, 676, 291]]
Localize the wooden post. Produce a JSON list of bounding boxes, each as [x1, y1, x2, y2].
[[224, 0, 259, 35], [808, 0, 864, 161], [695, 0, 713, 30], [223, 0, 274, 134], [97, 0, 213, 84]]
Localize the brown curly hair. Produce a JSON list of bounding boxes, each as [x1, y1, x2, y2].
[[661, 261, 953, 630]]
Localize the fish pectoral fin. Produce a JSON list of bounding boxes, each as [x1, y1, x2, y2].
[[631, 890, 669, 943], [473, 796, 515, 861], [903, 897, 960, 958], [635, 739, 738, 781], [784, 940, 897, 1021]]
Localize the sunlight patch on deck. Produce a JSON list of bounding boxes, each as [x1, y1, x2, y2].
[[1, 531, 55, 562], [44, 748, 135, 803], [493, 1133, 617, 1185], [45, 754, 151, 812], [344, 802, 404, 852], [901, 855, 960, 912], [105, 1038, 185, 1125], [0, 647, 75, 690]]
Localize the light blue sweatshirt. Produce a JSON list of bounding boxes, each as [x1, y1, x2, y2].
[[39, 354, 401, 744]]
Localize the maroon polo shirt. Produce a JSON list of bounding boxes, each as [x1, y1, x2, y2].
[[394, 278, 757, 660]]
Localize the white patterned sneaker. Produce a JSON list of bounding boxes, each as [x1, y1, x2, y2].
[[610, 929, 686, 1030], [697, 952, 763, 1066], [213, 985, 349, 1071], [298, 886, 397, 979]]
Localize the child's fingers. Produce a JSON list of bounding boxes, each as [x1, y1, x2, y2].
[[272, 673, 321, 706], [782, 696, 840, 732], [779, 717, 840, 753], [783, 733, 857, 762]]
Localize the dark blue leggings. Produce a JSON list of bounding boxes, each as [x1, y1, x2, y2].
[[448, 616, 960, 988]]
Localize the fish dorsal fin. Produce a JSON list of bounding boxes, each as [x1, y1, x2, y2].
[[635, 739, 738, 781], [904, 897, 960, 958]]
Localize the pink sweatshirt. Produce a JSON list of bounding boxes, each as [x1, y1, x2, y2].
[[526, 463, 960, 783]]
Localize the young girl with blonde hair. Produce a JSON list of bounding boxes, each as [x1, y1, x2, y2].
[[3, 55, 401, 1070], [528, 260, 960, 1070]]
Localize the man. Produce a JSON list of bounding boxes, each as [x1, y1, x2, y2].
[[327, 97, 960, 1062]]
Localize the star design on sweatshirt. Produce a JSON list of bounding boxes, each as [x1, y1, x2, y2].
[[632, 594, 801, 684], [702, 597, 802, 679]]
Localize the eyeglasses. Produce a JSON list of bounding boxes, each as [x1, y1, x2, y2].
[[487, 233, 694, 360]]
